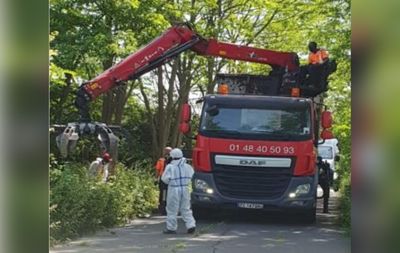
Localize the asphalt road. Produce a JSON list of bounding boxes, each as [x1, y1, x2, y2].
[[51, 192, 350, 253]]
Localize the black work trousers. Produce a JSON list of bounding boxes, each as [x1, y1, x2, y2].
[[319, 177, 330, 213], [158, 180, 168, 215], [300, 64, 324, 88]]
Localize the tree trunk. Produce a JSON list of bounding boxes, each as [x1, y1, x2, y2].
[[171, 55, 194, 147], [163, 61, 178, 147], [101, 14, 115, 124], [55, 72, 73, 122], [113, 86, 127, 125], [175, 81, 192, 148], [114, 82, 136, 125], [139, 81, 159, 161], [206, 57, 216, 94], [156, 67, 165, 158], [100, 52, 115, 124], [101, 91, 114, 124]]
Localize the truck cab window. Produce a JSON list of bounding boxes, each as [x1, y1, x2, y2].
[[200, 104, 311, 141]]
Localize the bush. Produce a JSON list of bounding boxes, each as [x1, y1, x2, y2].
[[50, 158, 158, 245], [338, 172, 351, 232], [332, 124, 351, 232]]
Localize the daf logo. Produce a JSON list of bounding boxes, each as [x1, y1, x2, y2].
[[239, 160, 266, 166]]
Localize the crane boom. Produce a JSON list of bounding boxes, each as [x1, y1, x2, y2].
[[83, 25, 198, 100], [77, 24, 299, 121], [191, 39, 299, 71], [58, 23, 302, 158]]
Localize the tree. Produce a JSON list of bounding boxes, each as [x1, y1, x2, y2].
[[50, 0, 171, 125]]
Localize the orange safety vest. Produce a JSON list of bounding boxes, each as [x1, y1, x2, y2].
[[308, 49, 329, 65], [155, 158, 166, 177]]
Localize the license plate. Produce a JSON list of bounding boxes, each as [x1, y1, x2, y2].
[[237, 202, 264, 209]]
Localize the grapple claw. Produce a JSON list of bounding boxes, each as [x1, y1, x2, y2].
[[54, 122, 119, 159], [96, 124, 119, 159], [56, 124, 79, 157]]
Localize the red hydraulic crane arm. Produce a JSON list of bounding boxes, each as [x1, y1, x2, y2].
[[82, 24, 299, 101], [83, 25, 198, 100], [60, 23, 302, 158], [192, 39, 299, 72], [76, 24, 300, 123]]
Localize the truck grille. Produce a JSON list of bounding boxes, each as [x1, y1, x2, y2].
[[213, 156, 293, 199]]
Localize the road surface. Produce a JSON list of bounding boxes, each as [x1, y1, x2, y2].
[[51, 191, 350, 253]]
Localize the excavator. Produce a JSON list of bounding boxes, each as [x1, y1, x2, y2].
[[55, 23, 335, 159]]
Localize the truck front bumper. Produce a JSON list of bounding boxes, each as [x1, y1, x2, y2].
[[191, 172, 317, 212]]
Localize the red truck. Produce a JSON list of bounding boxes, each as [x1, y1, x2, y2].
[[180, 73, 335, 222], [55, 23, 336, 222]]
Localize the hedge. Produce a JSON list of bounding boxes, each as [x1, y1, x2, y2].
[[50, 158, 158, 245]]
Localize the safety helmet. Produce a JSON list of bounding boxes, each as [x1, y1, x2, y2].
[[102, 152, 112, 162], [170, 148, 183, 159]]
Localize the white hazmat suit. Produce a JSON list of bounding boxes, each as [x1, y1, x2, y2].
[[88, 158, 109, 183], [161, 149, 196, 232]]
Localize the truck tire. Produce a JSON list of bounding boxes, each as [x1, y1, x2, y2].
[[192, 206, 208, 220], [302, 207, 316, 224], [300, 195, 317, 224]]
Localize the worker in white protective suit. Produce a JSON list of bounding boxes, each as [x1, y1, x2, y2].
[[161, 148, 196, 234], [88, 152, 112, 183]]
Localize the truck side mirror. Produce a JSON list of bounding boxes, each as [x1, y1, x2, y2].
[[321, 111, 332, 129], [320, 129, 334, 140], [179, 122, 191, 134], [181, 103, 191, 122], [335, 155, 340, 162]]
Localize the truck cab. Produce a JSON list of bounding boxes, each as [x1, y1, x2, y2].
[[190, 93, 319, 220]]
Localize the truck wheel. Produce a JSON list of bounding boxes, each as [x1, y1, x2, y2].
[[301, 207, 316, 224], [192, 206, 208, 220]]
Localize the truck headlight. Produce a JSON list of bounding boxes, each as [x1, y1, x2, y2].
[[295, 184, 311, 195], [194, 179, 213, 194], [289, 184, 311, 198]]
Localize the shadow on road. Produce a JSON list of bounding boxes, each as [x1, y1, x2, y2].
[[195, 193, 341, 227], [51, 194, 349, 253]]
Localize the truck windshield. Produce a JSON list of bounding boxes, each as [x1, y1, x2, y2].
[[200, 105, 311, 141], [318, 146, 333, 159]]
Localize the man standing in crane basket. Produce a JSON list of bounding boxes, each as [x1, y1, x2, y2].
[[306, 41, 330, 89]]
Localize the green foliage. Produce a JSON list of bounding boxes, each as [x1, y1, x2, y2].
[[117, 97, 154, 164], [338, 171, 351, 232], [50, 158, 158, 245], [327, 60, 351, 231]]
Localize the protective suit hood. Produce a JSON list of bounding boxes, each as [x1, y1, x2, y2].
[[170, 157, 186, 165]]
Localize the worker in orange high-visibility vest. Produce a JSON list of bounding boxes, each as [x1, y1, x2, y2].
[[300, 41, 330, 89], [308, 41, 329, 65], [155, 146, 172, 215]]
